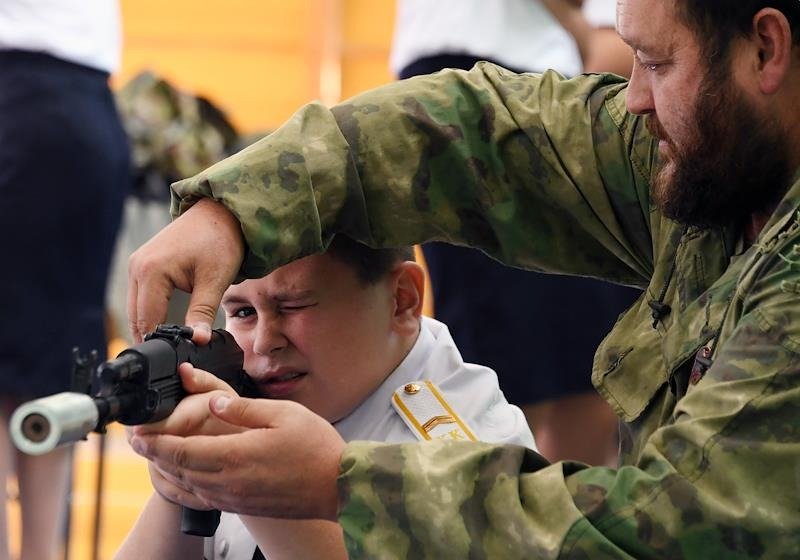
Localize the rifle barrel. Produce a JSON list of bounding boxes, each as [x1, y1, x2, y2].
[[10, 392, 99, 455]]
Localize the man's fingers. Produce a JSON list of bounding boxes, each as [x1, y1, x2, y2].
[[209, 395, 286, 429], [126, 275, 141, 343], [131, 268, 172, 342], [179, 363, 235, 394], [126, 198, 244, 344], [188, 322, 212, 345], [132, 433, 228, 473], [183, 280, 225, 345], [158, 488, 211, 511], [183, 200, 245, 344], [132, 399, 205, 437], [149, 464, 213, 510], [185, 272, 235, 347]]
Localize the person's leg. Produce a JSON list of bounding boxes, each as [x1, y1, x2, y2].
[[524, 392, 619, 466], [0, 51, 125, 560], [16, 445, 71, 560]]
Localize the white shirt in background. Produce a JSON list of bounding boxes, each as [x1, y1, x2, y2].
[[0, 0, 121, 73], [391, 0, 617, 77]]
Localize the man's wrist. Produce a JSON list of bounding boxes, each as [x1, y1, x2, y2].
[[325, 441, 349, 521]]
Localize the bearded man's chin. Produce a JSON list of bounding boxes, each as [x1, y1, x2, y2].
[[651, 161, 678, 214]]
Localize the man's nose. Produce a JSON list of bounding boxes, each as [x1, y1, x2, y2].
[[625, 65, 654, 116]]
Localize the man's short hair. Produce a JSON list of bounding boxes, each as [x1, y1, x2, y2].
[[325, 235, 415, 285], [675, 1, 800, 65]]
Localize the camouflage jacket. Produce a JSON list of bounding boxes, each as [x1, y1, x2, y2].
[[172, 64, 800, 559]]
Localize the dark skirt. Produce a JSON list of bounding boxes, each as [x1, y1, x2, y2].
[[421, 243, 640, 403], [0, 50, 130, 398]]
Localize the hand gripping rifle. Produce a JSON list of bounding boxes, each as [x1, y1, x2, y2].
[[9, 325, 257, 537]]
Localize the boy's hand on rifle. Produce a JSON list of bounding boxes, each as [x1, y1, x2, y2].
[[127, 198, 244, 344], [130, 396, 346, 521]]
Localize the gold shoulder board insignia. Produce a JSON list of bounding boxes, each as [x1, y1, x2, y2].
[[391, 380, 477, 442]]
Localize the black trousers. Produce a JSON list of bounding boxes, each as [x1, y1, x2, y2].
[[400, 54, 641, 404], [0, 50, 130, 397]]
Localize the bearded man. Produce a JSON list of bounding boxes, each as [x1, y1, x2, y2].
[[125, 0, 800, 557]]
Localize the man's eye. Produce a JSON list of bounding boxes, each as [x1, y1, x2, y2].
[[634, 52, 665, 73], [635, 56, 663, 73]]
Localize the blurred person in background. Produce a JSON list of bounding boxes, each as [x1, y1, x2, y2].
[[0, 1, 129, 558], [390, 0, 638, 466], [541, 0, 632, 76]]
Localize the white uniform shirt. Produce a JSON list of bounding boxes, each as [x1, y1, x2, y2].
[[0, 0, 121, 72], [208, 317, 535, 559], [390, 0, 617, 77]]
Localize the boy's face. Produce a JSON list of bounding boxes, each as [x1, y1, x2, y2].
[[221, 252, 410, 423]]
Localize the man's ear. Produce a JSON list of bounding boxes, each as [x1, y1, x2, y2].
[[751, 8, 794, 95], [390, 261, 425, 335]]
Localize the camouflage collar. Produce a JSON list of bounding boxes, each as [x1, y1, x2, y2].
[[754, 165, 800, 247]]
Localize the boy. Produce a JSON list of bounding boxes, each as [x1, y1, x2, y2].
[[117, 236, 535, 560]]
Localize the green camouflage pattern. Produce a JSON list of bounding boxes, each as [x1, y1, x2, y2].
[[171, 63, 800, 558]]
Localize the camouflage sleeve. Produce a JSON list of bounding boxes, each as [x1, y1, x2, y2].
[[336, 236, 800, 559], [339, 349, 799, 559], [171, 63, 658, 286]]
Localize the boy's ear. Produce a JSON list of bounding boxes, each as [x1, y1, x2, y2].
[[390, 261, 425, 335]]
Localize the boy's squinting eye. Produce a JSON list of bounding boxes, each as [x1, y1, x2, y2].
[[279, 303, 317, 313]]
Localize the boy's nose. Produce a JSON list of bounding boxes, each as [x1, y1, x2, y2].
[[253, 324, 288, 355]]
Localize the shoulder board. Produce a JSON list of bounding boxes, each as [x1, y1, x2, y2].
[[391, 380, 478, 442]]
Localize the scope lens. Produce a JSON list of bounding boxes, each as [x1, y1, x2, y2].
[[21, 413, 51, 443]]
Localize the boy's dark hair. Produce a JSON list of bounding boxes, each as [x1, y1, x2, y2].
[[675, 1, 800, 66], [325, 236, 415, 285]]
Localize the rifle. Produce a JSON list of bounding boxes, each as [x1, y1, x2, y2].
[[9, 324, 257, 537]]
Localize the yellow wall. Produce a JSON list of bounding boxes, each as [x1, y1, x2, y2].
[[116, 0, 397, 134]]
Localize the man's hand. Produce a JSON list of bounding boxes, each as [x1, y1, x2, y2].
[[127, 198, 245, 343], [130, 395, 346, 521], [127, 363, 246, 510], [134, 363, 242, 439], [124, 363, 238, 444]]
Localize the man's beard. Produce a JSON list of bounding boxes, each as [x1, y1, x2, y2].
[[647, 72, 793, 230]]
